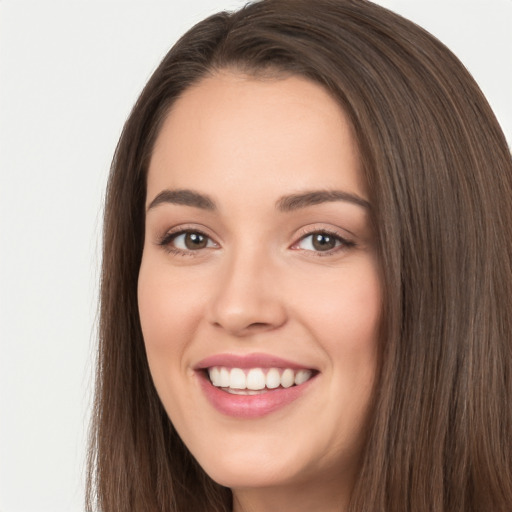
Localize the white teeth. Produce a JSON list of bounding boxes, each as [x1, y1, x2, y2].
[[229, 368, 246, 389], [281, 368, 295, 388], [266, 368, 281, 389], [246, 368, 266, 390], [226, 388, 264, 395], [209, 366, 221, 386], [294, 369, 312, 385], [219, 367, 230, 387], [207, 366, 314, 391]]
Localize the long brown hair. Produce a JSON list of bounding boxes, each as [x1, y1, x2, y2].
[[87, 1, 512, 510]]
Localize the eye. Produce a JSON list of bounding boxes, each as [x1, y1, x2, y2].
[[293, 230, 355, 254], [173, 231, 213, 250], [159, 229, 218, 254]]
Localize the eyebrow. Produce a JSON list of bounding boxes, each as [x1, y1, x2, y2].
[[146, 188, 371, 212], [276, 190, 371, 211], [147, 189, 216, 211]]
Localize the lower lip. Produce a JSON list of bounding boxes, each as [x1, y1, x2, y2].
[[197, 372, 316, 419]]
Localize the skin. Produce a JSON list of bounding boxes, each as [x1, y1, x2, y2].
[[138, 72, 382, 512]]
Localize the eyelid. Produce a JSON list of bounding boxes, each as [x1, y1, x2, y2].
[[156, 225, 220, 255], [155, 224, 356, 257], [290, 226, 356, 255]]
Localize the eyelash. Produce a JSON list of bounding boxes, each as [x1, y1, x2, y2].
[[291, 228, 356, 257], [157, 228, 216, 257], [157, 227, 356, 257]]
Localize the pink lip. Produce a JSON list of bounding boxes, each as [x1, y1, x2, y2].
[[195, 352, 314, 370], [194, 353, 318, 419], [197, 373, 316, 419]]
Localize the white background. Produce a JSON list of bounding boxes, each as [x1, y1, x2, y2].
[[0, 1, 510, 511]]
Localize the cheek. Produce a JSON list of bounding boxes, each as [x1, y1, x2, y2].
[[291, 258, 381, 408], [137, 256, 205, 369], [293, 259, 381, 350], [137, 256, 211, 431]]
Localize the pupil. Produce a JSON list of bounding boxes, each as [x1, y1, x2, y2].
[[185, 232, 207, 250], [312, 233, 335, 251]]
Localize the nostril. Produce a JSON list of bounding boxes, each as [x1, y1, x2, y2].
[[212, 320, 276, 333], [248, 322, 270, 329]]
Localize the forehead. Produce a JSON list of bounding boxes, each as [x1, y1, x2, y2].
[[147, 72, 366, 205]]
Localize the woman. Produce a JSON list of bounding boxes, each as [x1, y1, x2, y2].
[[86, 0, 512, 510]]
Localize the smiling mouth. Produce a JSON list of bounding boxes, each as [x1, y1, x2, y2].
[[206, 366, 316, 395]]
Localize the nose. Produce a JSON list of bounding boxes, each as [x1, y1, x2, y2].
[[206, 250, 287, 337]]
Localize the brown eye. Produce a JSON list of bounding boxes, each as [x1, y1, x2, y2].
[[311, 233, 337, 251], [183, 232, 208, 249], [167, 231, 215, 251], [294, 230, 355, 255]]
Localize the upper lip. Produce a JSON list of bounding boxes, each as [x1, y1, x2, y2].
[[194, 353, 316, 371]]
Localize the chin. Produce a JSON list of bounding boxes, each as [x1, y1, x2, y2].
[[187, 431, 325, 491], [203, 458, 298, 490]]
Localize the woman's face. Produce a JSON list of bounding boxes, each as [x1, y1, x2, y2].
[[138, 72, 381, 505]]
